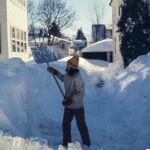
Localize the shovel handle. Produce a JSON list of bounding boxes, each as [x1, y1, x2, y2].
[[46, 61, 65, 98]]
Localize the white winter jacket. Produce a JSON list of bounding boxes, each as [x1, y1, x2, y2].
[[59, 72, 84, 109]]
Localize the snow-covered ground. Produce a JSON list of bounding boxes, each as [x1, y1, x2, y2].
[[0, 53, 150, 150]]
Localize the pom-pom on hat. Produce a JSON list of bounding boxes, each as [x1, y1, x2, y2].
[[67, 55, 79, 69]]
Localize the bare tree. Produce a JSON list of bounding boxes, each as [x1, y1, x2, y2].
[[27, 0, 34, 14], [89, 0, 106, 42], [37, 0, 76, 45], [27, 0, 37, 35]]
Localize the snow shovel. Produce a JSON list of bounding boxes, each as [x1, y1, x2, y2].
[[46, 61, 65, 98]]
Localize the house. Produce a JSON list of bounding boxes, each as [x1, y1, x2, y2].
[[92, 24, 106, 42], [0, 0, 32, 62], [109, 0, 122, 63], [29, 35, 70, 51], [70, 40, 87, 51], [81, 39, 113, 62]]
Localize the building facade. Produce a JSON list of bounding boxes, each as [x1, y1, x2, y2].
[[110, 0, 150, 63], [81, 39, 113, 62], [92, 24, 106, 42], [0, 0, 32, 61], [110, 0, 122, 63]]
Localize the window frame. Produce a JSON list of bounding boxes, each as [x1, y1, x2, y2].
[[12, 40, 16, 52], [10, 26, 27, 53]]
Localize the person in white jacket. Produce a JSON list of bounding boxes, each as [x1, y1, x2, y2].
[[47, 55, 91, 148]]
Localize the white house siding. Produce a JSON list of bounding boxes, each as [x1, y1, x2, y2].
[[110, 0, 123, 63], [7, 0, 31, 62], [111, 0, 149, 63], [0, 0, 32, 62], [0, 0, 9, 60]]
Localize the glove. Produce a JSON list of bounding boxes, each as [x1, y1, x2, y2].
[[47, 67, 59, 75], [62, 99, 73, 106]]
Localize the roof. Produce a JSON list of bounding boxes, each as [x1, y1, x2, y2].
[[82, 39, 113, 53]]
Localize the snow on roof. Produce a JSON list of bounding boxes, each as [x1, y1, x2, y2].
[[82, 39, 113, 53]]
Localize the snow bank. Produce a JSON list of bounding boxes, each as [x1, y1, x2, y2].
[[0, 57, 64, 139], [95, 53, 150, 150]]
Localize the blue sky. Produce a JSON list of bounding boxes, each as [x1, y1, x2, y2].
[[32, 0, 112, 38]]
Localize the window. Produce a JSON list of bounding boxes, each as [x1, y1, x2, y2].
[[21, 42, 24, 52], [24, 32, 26, 41], [24, 43, 27, 52], [17, 41, 20, 52], [11, 27, 15, 38], [10, 26, 27, 53], [12, 40, 16, 52], [21, 31, 24, 41], [16, 29, 20, 40]]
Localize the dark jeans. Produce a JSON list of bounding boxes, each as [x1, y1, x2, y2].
[[62, 107, 91, 146]]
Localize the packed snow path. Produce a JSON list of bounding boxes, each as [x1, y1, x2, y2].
[[0, 54, 150, 149]]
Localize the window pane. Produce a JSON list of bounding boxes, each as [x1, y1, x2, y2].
[[21, 42, 24, 52], [24, 32, 26, 41], [12, 27, 15, 38], [21, 31, 24, 41], [12, 40, 16, 52], [17, 41, 20, 52], [24, 43, 27, 52], [16, 29, 20, 40]]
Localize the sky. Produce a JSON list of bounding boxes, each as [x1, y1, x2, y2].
[[32, 0, 112, 39]]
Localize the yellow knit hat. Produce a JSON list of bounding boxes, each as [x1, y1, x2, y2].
[[67, 55, 79, 69]]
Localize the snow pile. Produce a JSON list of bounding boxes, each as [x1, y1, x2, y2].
[[95, 53, 150, 150], [102, 61, 124, 80], [0, 58, 62, 141], [0, 132, 51, 150], [0, 53, 150, 149], [0, 132, 82, 150], [0, 57, 108, 149]]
